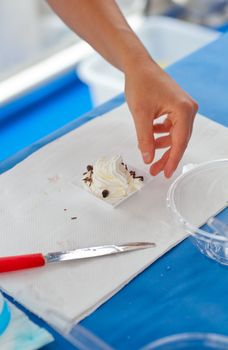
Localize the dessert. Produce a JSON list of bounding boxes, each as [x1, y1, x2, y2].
[[82, 155, 144, 205]]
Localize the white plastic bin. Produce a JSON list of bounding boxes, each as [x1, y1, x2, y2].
[[77, 16, 219, 106]]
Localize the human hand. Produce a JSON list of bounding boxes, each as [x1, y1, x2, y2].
[[125, 59, 198, 178]]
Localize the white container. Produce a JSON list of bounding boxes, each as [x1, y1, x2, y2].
[[72, 157, 152, 209], [77, 16, 219, 106]]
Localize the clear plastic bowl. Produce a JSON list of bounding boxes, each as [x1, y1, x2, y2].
[[167, 159, 228, 265], [142, 333, 228, 350]]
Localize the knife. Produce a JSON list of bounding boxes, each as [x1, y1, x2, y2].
[[0, 242, 155, 273]]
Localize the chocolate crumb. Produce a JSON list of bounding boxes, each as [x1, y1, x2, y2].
[[87, 165, 93, 172], [135, 176, 144, 181], [102, 189, 109, 198], [64, 208, 67, 211], [71, 216, 77, 220], [83, 172, 87, 175]]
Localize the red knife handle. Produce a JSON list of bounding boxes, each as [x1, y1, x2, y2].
[[0, 253, 46, 273]]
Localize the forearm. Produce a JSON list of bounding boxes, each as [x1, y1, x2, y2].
[[47, 0, 153, 72]]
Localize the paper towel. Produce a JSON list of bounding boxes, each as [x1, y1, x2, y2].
[[0, 103, 227, 332], [0, 299, 53, 349]]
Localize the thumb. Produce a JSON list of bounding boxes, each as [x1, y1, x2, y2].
[[133, 114, 155, 164]]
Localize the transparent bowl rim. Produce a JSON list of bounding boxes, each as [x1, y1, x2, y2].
[[142, 332, 228, 349], [167, 158, 228, 243]]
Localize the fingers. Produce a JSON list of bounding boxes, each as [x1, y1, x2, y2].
[[155, 135, 171, 149], [164, 113, 194, 178], [150, 149, 170, 176], [153, 118, 172, 134], [133, 114, 155, 164], [134, 110, 193, 176], [152, 106, 196, 177]]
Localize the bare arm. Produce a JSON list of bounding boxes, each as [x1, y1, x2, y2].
[[48, 0, 198, 177], [47, 0, 151, 71]]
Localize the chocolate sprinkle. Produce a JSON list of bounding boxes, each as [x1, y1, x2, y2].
[[64, 208, 67, 211], [121, 162, 128, 170], [87, 165, 93, 172], [102, 189, 109, 198], [135, 176, 144, 181], [129, 170, 143, 181], [71, 216, 77, 220], [83, 176, 92, 187]]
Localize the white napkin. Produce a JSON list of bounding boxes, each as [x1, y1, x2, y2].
[[0, 104, 227, 333], [0, 300, 53, 350]]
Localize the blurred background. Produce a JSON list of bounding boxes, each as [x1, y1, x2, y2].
[[1, 0, 228, 81], [0, 0, 145, 81]]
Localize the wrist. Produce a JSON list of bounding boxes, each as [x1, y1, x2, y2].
[[113, 27, 153, 72], [120, 39, 160, 77]]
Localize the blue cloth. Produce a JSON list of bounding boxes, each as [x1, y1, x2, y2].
[[1, 33, 228, 350], [0, 71, 93, 163], [166, 32, 228, 127]]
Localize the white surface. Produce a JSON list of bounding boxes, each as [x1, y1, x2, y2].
[[0, 104, 227, 333], [78, 16, 219, 105], [0, 301, 53, 350]]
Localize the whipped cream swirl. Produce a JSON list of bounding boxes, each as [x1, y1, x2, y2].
[[82, 155, 144, 204]]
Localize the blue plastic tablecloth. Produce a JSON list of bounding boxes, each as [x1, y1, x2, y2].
[[1, 33, 228, 349]]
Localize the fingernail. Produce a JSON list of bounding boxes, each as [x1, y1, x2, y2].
[[142, 152, 151, 163]]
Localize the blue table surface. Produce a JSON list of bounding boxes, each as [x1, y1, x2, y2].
[[1, 32, 228, 349]]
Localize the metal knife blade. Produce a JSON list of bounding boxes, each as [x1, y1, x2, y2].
[[45, 242, 156, 263]]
